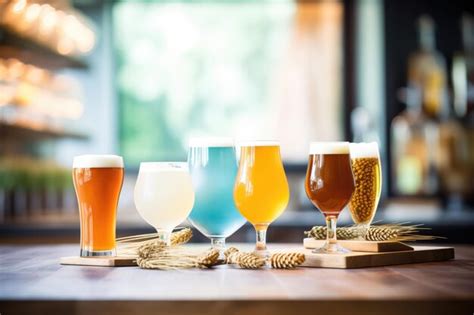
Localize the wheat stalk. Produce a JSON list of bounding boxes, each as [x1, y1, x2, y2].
[[224, 247, 305, 269], [118, 229, 307, 270], [270, 252, 305, 269], [224, 246, 240, 263], [304, 224, 438, 241], [224, 247, 265, 269], [116, 228, 193, 257], [170, 228, 193, 245], [196, 248, 220, 268], [136, 240, 220, 270]]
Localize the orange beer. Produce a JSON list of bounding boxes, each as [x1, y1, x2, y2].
[[73, 155, 124, 256], [234, 144, 289, 224]]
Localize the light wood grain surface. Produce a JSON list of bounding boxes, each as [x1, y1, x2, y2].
[[300, 245, 454, 268], [0, 244, 473, 315], [60, 255, 136, 267], [303, 238, 414, 252]]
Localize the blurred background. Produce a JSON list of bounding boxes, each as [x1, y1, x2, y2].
[[1, 0, 473, 245]]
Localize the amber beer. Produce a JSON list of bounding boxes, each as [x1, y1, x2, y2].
[[73, 155, 124, 256], [305, 154, 355, 216], [305, 142, 355, 253]]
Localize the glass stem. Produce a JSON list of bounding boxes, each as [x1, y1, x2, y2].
[[254, 223, 268, 252], [156, 229, 172, 246], [210, 237, 226, 259], [325, 215, 338, 252]]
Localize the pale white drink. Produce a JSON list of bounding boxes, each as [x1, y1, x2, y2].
[[134, 162, 195, 244]]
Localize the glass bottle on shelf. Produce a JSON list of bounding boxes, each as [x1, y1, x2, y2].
[[391, 87, 439, 196], [451, 14, 474, 207], [408, 15, 449, 121], [391, 15, 448, 197], [452, 14, 474, 119], [436, 98, 469, 211]]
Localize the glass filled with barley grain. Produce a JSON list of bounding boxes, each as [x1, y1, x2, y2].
[[348, 142, 382, 239]]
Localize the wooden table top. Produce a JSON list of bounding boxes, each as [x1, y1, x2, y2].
[[1, 243, 473, 315]]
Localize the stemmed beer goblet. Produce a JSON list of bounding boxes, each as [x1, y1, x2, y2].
[[187, 138, 246, 257], [234, 141, 289, 258], [305, 142, 355, 254], [134, 162, 195, 245]]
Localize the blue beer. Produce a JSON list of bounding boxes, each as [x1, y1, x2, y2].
[[187, 138, 246, 252]]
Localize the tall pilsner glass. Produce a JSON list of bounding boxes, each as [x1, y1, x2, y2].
[[134, 162, 194, 245], [234, 141, 289, 258], [73, 155, 124, 257], [305, 142, 355, 254], [188, 138, 246, 256], [348, 142, 382, 238]]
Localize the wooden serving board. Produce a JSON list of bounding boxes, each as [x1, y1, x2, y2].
[[301, 245, 454, 269], [304, 238, 413, 252], [60, 246, 455, 269], [60, 256, 137, 267]]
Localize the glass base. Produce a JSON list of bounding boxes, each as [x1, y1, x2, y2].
[[80, 249, 116, 257], [156, 229, 172, 246], [254, 223, 270, 260], [312, 242, 350, 254], [210, 237, 226, 260], [352, 223, 370, 240], [252, 248, 270, 260]]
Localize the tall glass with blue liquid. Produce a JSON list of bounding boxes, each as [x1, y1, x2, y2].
[[187, 138, 246, 256]]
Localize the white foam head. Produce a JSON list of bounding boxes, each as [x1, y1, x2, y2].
[[73, 155, 123, 168], [188, 137, 234, 148], [139, 162, 188, 172], [237, 140, 280, 147], [309, 142, 350, 154], [350, 142, 380, 158]]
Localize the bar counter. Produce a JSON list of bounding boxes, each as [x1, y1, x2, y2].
[[0, 244, 473, 315]]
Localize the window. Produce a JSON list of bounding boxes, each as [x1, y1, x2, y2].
[[113, 1, 343, 165]]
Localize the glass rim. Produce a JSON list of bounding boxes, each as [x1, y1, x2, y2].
[[309, 141, 350, 154], [73, 154, 123, 168], [139, 162, 188, 171], [349, 142, 380, 158]]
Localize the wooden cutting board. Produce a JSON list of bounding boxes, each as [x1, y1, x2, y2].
[[60, 256, 137, 267], [304, 238, 413, 252], [300, 245, 455, 269]]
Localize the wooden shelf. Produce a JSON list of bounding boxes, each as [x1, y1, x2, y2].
[[0, 29, 89, 69], [0, 121, 88, 140]]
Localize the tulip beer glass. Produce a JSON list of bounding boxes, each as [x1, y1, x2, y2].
[[187, 138, 246, 255], [305, 142, 355, 254], [234, 141, 289, 257], [134, 162, 195, 245], [73, 155, 124, 257]]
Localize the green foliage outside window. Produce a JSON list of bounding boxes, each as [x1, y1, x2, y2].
[[113, 1, 294, 165]]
